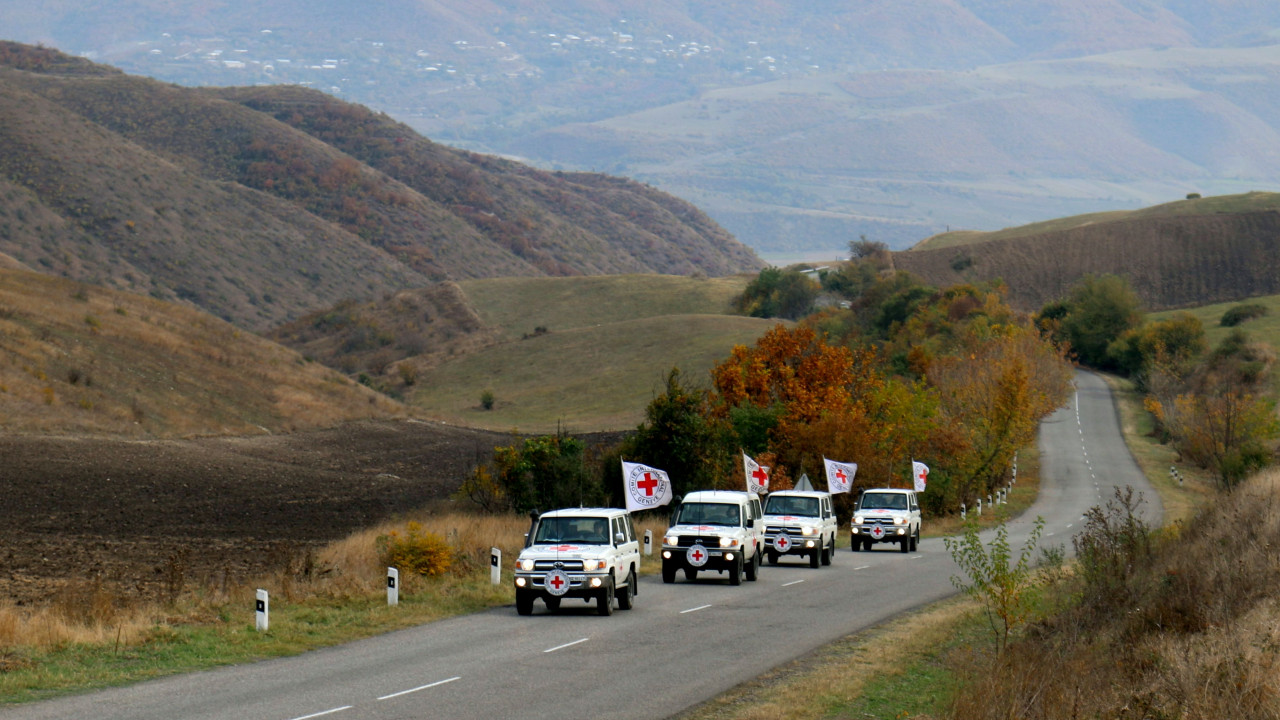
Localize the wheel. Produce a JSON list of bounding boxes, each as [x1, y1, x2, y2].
[[863, 537, 873, 552], [617, 570, 635, 610], [809, 546, 820, 568], [515, 589, 534, 616], [663, 559, 676, 584], [729, 556, 743, 585], [544, 596, 561, 612], [767, 550, 779, 565], [821, 537, 833, 566], [684, 568, 698, 582], [745, 551, 759, 581], [597, 576, 615, 616], [900, 536, 910, 553], [850, 533, 860, 551], [909, 530, 919, 552]]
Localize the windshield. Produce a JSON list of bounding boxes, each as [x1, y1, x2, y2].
[[533, 516, 610, 544], [860, 492, 908, 511], [674, 502, 741, 526], [764, 495, 819, 517]]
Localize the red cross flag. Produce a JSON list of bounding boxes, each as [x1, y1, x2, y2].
[[743, 452, 769, 494], [912, 460, 930, 492], [621, 460, 673, 512], [823, 457, 857, 495]]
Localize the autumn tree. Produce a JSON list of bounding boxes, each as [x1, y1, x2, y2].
[[1048, 274, 1143, 369]]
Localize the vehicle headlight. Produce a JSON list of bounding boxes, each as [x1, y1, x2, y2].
[[582, 559, 607, 572], [664, 535, 679, 546], [894, 517, 907, 525], [719, 537, 740, 548], [854, 516, 864, 525], [801, 527, 815, 536], [519, 558, 535, 571]]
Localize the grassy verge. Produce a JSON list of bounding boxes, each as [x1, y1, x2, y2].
[[0, 513, 669, 705]]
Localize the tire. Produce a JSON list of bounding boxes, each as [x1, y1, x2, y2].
[[515, 589, 534, 616], [909, 529, 919, 552], [900, 536, 910, 553], [864, 537, 873, 552], [746, 551, 759, 581], [597, 576, 615, 616], [809, 547, 820, 568], [617, 570, 636, 610], [684, 568, 698, 582], [767, 550, 779, 565], [821, 537, 833, 566], [729, 556, 743, 586], [544, 596, 561, 613], [850, 533, 860, 552], [662, 560, 676, 584]]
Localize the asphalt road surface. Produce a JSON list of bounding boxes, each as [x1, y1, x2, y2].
[[1, 371, 1160, 720]]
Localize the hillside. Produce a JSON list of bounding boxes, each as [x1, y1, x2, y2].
[[0, 42, 762, 332], [270, 273, 770, 433], [892, 192, 1280, 312], [9, 3, 1280, 257], [0, 267, 406, 437]]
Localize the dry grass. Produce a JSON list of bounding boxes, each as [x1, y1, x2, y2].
[[0, 268, 408, 437], [945, 469, 1280, 719]]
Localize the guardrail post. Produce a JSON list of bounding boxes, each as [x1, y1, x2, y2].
[[490, 547, 501, 585], [255, 589, 269, 632], [387, 567, 399, 606]]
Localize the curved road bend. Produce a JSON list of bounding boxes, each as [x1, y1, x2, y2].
[[1, 370, 1158, 720]]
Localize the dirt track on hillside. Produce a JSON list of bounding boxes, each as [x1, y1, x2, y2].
[[0, 421, 623, 606]]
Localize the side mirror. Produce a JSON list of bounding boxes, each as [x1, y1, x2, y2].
[[615, 531, 626, 545]]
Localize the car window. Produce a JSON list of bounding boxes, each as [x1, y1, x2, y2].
[[625, 515, 636, 542], [764, 495, 820, 516], [675, 502, 740, 526], [861, 492, 906, 510]]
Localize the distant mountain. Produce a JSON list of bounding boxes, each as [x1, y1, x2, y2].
[[0, 42, 762, 331], [6, 2, 1280, 257], [893, 191, 1280, 312]]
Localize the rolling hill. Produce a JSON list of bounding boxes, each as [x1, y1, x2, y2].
[[892, 191, 1280, 312], [0, 42, 762, 333]]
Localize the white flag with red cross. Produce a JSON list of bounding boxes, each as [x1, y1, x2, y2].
[[912, 460, 930, 492], [621, 460, 673, 512], [823, 458, 857, 495], [744, 452, 770, 493]]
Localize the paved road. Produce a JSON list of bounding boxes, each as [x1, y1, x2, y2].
[[1, 371, 1159, 720]]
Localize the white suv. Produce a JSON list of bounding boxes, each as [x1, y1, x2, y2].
[[662, 490, 763, 585], [513, 508, 640, 616], [763, 490, 838, 567], [850, 488, 922, 553]]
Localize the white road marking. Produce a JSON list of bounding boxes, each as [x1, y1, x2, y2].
[[782, 579, 805, 587], [377, 676, 461, 700], [680, 604, 712, 614], [544, 638, 589, 653], [289, 707, 352, 720], [854, 565, 870, 570]]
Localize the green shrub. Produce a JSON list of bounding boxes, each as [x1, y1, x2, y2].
[[480, 389, 495, 410], [1220, 303, 1267, 327], [375, 522, 454, 576]]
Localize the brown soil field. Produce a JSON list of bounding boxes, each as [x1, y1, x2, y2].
[[0, 421, 624, 606]]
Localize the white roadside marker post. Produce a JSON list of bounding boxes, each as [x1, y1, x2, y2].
[[387, 567, 399, 606], [644, 529, 653, 556], [255, 589, 269, 632], [490, 547, 501, 585], [976, 498, 983, 516], [960, 502, 966, 521]]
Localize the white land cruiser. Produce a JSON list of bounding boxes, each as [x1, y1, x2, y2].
[[762, 490, 839, 568], [661, 490, 763, 585], [513, 508, 640, 616], [850, 488, 922, 553]]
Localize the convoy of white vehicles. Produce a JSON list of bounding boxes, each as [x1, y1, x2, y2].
[[514, 486, 926, 616]]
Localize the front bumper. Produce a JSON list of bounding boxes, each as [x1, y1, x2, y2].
[[661, 546, 742, 570], [764, 533, 820, 555], [852, 524, 910, 543], [514, 572, 608, 599]]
